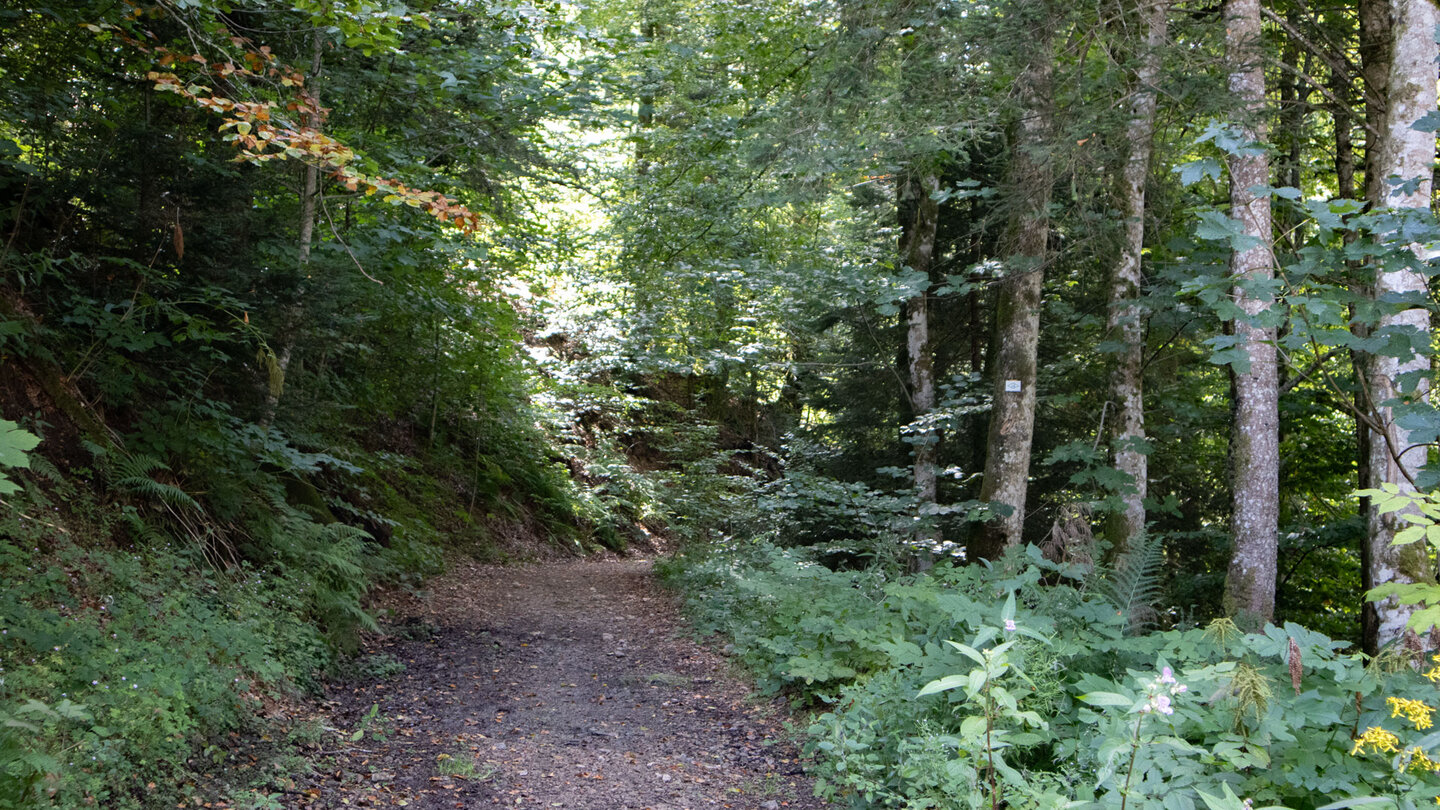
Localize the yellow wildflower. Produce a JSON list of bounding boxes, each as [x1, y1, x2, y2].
[[1408, 746, 1440, 773], [1352, 726, 1401, 756], [1425, 663, 1440, 684], [1388, 696, 1435, 730]]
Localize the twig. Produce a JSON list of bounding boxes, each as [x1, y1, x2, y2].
[[320, 193, 382, 285], [1280, 347, 1343, 394]]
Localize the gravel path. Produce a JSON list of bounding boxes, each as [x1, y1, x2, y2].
[[298, 557, 830, 810]]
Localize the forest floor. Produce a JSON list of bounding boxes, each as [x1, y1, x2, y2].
[[277, 556, 830, 810]]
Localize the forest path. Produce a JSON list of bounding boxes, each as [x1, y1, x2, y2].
[[304, 557, 828, 810]]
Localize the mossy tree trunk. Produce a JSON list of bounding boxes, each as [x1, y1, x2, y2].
[[971, 16, 1054, 563]]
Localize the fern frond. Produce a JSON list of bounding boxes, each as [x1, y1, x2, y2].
[[121, 509, 170, 546], [25, 455, 62, 483], [1097, 532, 1164, 635], [110, 452, 200, 512]]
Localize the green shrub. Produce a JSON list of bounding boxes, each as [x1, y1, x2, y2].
[[663, 541, 1440, 809]]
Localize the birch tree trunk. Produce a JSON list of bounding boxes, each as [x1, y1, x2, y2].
[[1364, 0, 1437, 652], [1220, 0, 1280, 627], [900, 172, 940, 545], [1103, 0, 1167, 559], [971, 26, 1054, 563]]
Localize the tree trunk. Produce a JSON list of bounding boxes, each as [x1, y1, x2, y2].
[[1363, 0, 1437, 652], [1220, 0, 1279, 628], [1103, 0, 1167, 559], [1360, 0, 1391, 204], [900, 172, 941, 546], [262, 30, 323, 428], [971, 25, 1054, 563], [1274, 35, 1310, 255], [1330, 63, 1356, 201]]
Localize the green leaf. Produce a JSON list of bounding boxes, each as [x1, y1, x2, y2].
[[959, 714, 988, 740], [945, 640, 986, 665], [1195, 210, 1242, 242], [1013, 625, 1051, 644], [968, 668, 985, 694], [1315, 799, 1395, 810], [1394, 525, 1426, 544], [1175, 158, 1222, 186], [917, 674, 969, 696], [1413, 110, 1440, 133], [0, 419, 39, 469], [1407, 603, 1440, 634], [1077, 691, 1133, 708]]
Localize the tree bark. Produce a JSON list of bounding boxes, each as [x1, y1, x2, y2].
[[1363, 0, 1437, 652], [1330, 63, 1356, 201], [1220, 0, 1280, 628], [1360, 0, 1391, 204], [971, 24, 1054, 563], [1103, 0, 1167, 559], [261, 30, 324, 428], [900, 172, 941, 546]]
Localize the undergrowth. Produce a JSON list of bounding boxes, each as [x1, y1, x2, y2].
[[0, 489, 333, 807], [660, 540, 1440, 809], [0, 413, 583, 807]]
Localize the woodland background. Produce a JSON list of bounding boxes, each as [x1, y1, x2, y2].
[[5, 0, 1440, 806]]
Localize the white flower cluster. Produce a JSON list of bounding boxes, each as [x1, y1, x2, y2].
[[1139, 666, 1187, 716]]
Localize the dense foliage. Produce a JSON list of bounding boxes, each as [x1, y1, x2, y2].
[[661, 542, 1440, 809], [0, 1, 621, 805], [6, 0, 1440, 805]]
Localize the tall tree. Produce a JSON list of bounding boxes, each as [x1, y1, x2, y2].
[[1362, 0, 1437, 651], [900, 171, 941, 545], [1103, 0, 1168, 557], [972, 4, 1055, 561], [1221, 0, 1279, 626]]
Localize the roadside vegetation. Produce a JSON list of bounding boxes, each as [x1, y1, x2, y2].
[[7, 0, 1440, 807]]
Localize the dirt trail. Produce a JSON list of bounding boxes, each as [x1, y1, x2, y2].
[[302, 557, 829, 810]]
